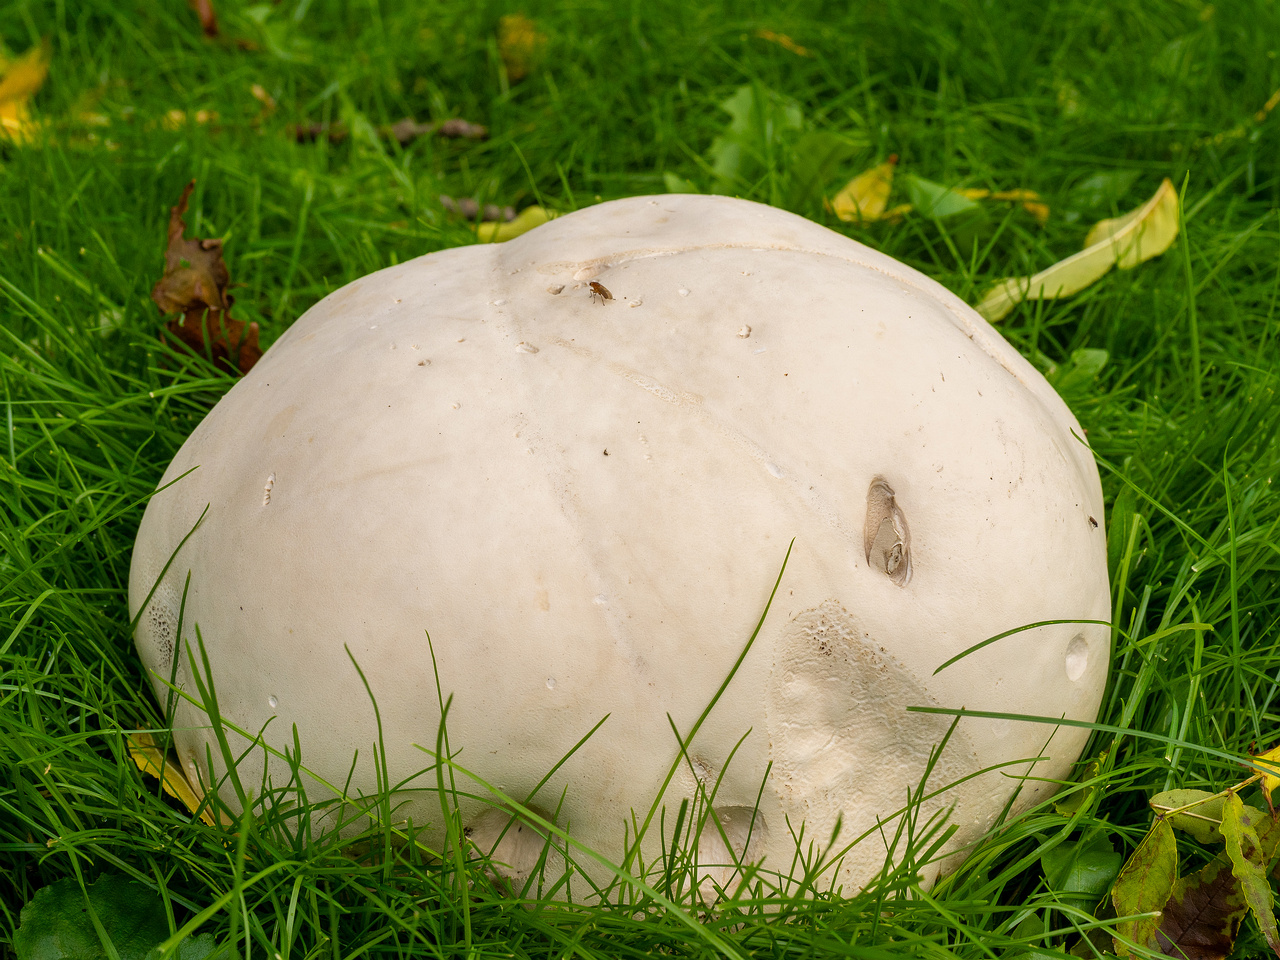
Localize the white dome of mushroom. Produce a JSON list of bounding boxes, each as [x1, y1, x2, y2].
[[129, 195, 1110, 896]]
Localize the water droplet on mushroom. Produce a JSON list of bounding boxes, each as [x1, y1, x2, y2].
[[1065, 635, 1089, 681], [515, 342, 539, 354], [450, 402, 461, 410], [268, 695, 278, 709], [753, 346, 767, 354], [629, 299, 643, 308], [262, 473, 275, 506], [593, 594, 608, 605], [766, 462, 784, 479], [864, 478, 912, 586], [369, 324, 379, 330], [490, 298, 507, 306], [678, 287, 690, 297], [738, 325, 752, 338], [547, 283, 565, 295], [545, 677, 557, 690]]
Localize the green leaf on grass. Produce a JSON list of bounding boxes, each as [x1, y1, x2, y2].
[[1106, 487, 1137, 585], [14, 875, 220, 960], [1042, 834, 1123, 907], [1053, 747, 1110, 818], [1068, 170, 1142, 212], [898, 173, 981, 220], [1112, 816, 1178, 955], [663, 172, 701, 194], [1150, 789, 1228, 844], [787, 131, 859, 212], [707, 83, 802, 194], [1222, 793, 1280, 957], [1045, 348, 1109, 399], [1154, 858, 1247, 960]]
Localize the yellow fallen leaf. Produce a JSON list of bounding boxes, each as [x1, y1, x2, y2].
[[473, 205, 554, 242], [1255, 89, 1280, 123], [1256, 743, 1280, 812], [0, 39, 51, 144], [128, 731, 219, 826], [975, 178, 1179, 323], [828, 155, 898, 223], [497, 13, 544, 83], [755, 29, 811, 57], [960, 187, 1050, 224], [162, 108, 218, 130]]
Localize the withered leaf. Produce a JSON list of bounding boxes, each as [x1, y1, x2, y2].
[[1154, 858, 1247, 960], [151, 180, 261, 375], [440, 195, 515, 222], [292, 117, 487, 145], [977, 178, 1179, 322], [0, 38, 51, 144], [497, 13, 545, 83], [1255, 742, 1280, 813], [127, 731, 220, 826], [1222, 794, 1280, 958], [1113, 815, 1178, 955], [473, 205, 554, 243], [188, 0, 218, 37], [754, 29, 811, 56]]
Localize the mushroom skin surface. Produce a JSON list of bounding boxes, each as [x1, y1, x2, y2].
[[129, 195, 1110, 895]]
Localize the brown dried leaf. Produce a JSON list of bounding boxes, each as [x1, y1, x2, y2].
[[436, 117, 488, 139], [291, 117, 487, 145], [1154, 858, 1248, 960], [440, 195, 515, 222], [151, 180, 261, 375], [188, 0, 218, 37]]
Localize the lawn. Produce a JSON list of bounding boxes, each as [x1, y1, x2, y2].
[[2, 0, 1279, 958]]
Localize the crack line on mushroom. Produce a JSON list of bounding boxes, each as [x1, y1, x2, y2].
[[540, 240, 1034, 395]]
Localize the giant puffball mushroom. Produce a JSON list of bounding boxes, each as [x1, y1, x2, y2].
[[129, 195, 1110, 895]]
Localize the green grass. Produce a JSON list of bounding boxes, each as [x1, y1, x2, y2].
[[2, 0, 1279, 957]]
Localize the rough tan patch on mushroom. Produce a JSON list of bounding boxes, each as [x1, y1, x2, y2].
[[766, 601, 982, 888]]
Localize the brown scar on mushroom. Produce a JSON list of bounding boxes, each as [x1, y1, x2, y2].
[[864, 477, 912, 586]]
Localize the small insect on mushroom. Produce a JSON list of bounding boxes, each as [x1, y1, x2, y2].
[[588, 281, 614, 304]]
